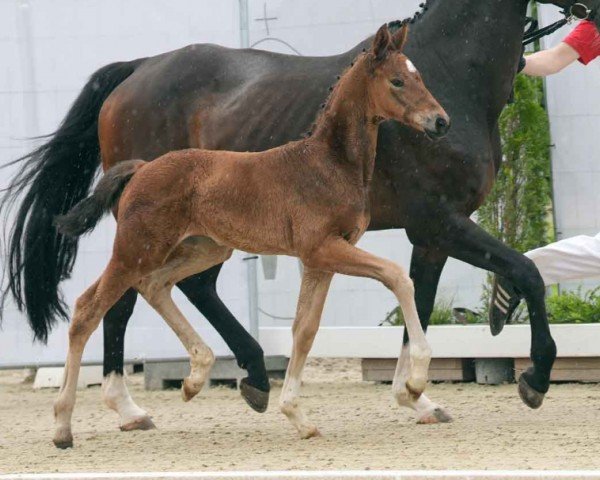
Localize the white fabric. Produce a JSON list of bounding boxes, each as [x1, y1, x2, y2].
[[525, 232, 600, 285]]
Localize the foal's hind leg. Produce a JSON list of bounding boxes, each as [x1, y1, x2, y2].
[[139, 284, 215, 401], [138, 238, 232, 401], [279, 268, 333, 438], [177, 266, 270, 413], [53, 263, 136, 448]]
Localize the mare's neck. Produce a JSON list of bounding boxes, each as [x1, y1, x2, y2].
[[412, 0, 528, 121], [310, 58, 379, 186], [348, 0, 528, 123]]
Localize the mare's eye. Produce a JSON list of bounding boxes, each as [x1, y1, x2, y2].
[[391, 78, 404, 88]]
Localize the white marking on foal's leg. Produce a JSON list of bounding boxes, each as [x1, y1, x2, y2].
[[391, 272, 431, 395], [392, 343, 452, 424], [279, 268, 332, 439], [102, 372, 155, 431], [279, 374, 320, 439]]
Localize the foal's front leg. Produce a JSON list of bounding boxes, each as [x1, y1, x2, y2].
[[304, 239, 431, 407], [279, 268, 333, 439], [392, 246, 451, 424]]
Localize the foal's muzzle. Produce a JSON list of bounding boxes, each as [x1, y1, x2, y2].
[[425, 114, 451, 139]]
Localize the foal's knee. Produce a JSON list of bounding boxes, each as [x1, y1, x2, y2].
[[383, 266, 414, 297]]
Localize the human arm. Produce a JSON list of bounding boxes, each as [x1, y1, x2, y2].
[[521, 42, 580, 76]]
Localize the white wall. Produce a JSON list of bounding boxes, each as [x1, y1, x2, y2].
[[539, 6, 600, 291], [1, 0, 488, 367]]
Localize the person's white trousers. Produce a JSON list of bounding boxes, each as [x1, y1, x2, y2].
[[525, 232, 600, 285]]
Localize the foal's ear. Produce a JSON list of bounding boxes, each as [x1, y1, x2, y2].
[[391, 24, 409, 52], [372, 24, 393, 61]]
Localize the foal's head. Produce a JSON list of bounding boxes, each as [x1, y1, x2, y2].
[[366, 24, 450, 138]]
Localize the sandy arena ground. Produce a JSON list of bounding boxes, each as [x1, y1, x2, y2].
[[1, 358, 600, 473]]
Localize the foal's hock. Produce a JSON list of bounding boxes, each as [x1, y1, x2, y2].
[[52, 23, 448, 448]]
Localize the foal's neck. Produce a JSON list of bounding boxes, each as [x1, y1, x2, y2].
[[310, 57, 379, 187]]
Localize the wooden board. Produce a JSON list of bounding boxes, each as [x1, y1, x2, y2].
[[515, 357, 600, 383], [361, 358, 475, 382]]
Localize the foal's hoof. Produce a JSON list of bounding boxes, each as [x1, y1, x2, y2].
[[182, 378, 203, 402], [518, 374, 545, 409], [53, 431, 73, 449], [120, 415, 157, 432], [240, 377, 269, 413], [300, 426, 322, 439], [417, 407, 453, 425]]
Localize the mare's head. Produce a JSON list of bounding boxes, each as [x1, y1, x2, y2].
[[538, 0, 600, 30], [366, 24, 450, 139]]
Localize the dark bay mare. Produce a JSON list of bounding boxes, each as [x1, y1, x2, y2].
[[3, 0, 599, 428]]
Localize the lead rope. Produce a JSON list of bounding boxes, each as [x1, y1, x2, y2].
[[522, 12, 570, 46]]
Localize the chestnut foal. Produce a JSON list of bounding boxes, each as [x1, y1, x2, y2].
[[52, 24, 449, 447]]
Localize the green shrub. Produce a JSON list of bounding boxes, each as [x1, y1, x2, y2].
[[546, 287, 600, 324], [380, 298, 485, 326]]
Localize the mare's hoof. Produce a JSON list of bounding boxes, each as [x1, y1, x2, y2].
[[417, 407, 453, 425], [300, 426, 322, 439], [518, 374, 545, 409], [240, 377, 269, 413], [120, 415, 156, 432]]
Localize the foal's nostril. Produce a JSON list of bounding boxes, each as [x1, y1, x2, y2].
[[435, 116, 449, 134]]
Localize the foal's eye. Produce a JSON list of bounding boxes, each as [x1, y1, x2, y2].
[[391, 78, 404, 88]]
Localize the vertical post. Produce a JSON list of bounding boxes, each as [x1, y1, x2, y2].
[[239, 0, 250, 48], [244, 255, 259, 340], [16, 0, 39, 137]]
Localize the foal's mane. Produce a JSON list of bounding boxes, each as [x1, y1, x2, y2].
[[302, 2, 431, 139]]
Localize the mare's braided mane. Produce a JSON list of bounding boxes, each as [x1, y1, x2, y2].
[[302, 1, 430, 139]]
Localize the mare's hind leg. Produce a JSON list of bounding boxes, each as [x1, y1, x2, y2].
[[392, 246, 451, 424], [177, 267, 270, 413], [102, 288, 156, 432], [53, 262, 136, 448]]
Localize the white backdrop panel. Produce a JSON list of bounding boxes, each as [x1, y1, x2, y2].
[[539, 5, 600, 292], [1, 0, 489, 367]]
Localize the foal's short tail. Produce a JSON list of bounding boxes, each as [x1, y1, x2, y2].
[[54, 160, 146, 237]]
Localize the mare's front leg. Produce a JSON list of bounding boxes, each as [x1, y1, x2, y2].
[[279, 268, 333, 439], [415, 213, 556, 407], [177, 265, 269, 413], [392, 246, 452, 424], [303, 239, 432, 421], [102, 288, 156, 431]]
